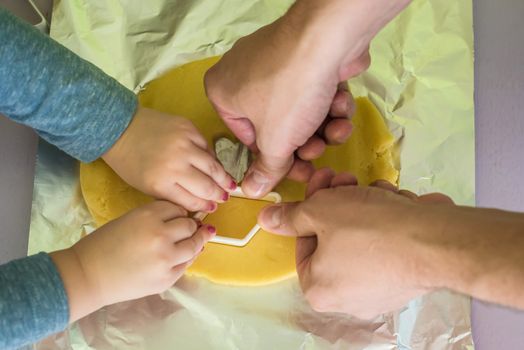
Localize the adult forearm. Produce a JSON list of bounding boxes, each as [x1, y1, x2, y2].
[[420, 205, 524, 309], [284, 0, 411, 75], [293, 0, 411, 36]]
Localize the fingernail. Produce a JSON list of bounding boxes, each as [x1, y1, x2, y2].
[[264, 206, 282, 229], [245, 171, 270, 197], [221, 192, 229, 202], [229, 180, 237, 191], [207, 202, 217, 212], [206, 225, 216, 235]]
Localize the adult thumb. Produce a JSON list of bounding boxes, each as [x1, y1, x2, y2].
[[242, 153, 293, 198], [258, 202, 315, 238]]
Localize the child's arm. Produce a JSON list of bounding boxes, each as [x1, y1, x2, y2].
[[0, 201, 213, 349], [0, 8, 235, 211], [0, 7, 137, 162], [0, 253, 68, 349]]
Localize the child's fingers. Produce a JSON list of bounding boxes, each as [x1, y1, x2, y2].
[[170, 255, 197, 284], [180, 168, 229, 203], [188, 131, 208, 150], [170, 226, 214, 266], [164, 217, 198, 242], [165, 184, 215, 212], [191, 147, 236, 192], [142, 200, 188, 221]]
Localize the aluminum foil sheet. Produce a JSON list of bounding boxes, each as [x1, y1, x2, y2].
[[29, 0, 475, 348]]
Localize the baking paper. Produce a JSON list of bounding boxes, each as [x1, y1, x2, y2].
[[29, 0, 475, 348]]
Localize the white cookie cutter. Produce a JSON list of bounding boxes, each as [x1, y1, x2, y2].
[[193, 188, 281, 247]]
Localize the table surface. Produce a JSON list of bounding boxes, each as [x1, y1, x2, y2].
[[1, 0, 524, 349]]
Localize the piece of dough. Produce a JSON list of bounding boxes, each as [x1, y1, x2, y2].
[[80, 56, 398, 286]]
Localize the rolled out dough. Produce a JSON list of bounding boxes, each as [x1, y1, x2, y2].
[[80, 56, 398, 286]]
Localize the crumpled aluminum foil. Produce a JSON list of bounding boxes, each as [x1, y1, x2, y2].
[[29, 0, 475, 348]]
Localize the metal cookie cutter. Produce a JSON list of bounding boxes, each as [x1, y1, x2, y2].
[[193, 138, 281, 247]]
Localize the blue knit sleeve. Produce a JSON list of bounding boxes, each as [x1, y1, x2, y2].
[[0, 7, 137, 162], [0, 253, 69, 349]]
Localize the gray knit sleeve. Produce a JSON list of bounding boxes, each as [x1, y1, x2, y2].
[[0, 253, 69, 349], [0, 7, 137, 162]]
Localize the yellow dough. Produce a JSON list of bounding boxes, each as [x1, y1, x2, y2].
[[312, 96, 399, 182], [80, 56, 398, 286]]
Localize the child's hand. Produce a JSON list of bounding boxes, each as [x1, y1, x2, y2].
[[50, 201, 215, 322], [102, 107, 237, 212]]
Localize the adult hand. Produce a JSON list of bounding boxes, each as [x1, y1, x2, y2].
[[258, 169, 453, 318], [102, 107, 237, 212], [50, 201, 216, 322], [205, 0, 410, 197]]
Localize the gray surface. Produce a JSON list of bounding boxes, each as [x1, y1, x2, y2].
[[1, 0, 52, 23], [0, 2, 43, 265], [1, 0, 524, 348], [472, 0, 524, 348], [0, 115, 38, 264]]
